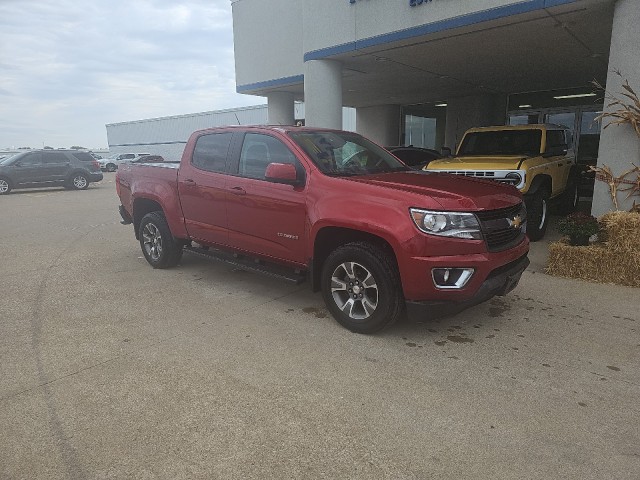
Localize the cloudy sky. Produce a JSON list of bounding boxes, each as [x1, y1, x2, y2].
[[0, 0, 258, 149]]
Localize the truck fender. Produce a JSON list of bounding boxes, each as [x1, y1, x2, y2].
[[308, 222, 403, 293]]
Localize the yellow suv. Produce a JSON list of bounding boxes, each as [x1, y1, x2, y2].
[[425, 124, 578, 240]]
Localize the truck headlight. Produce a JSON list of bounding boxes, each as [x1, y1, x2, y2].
[[410, 209, 482, 240]]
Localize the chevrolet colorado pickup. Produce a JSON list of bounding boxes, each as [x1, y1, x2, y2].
[[116, 126, 529, 333]]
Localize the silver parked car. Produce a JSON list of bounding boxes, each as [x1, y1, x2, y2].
[[99, 153, 151, 172]]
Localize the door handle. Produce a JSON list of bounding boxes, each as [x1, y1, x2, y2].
[[183, 178, 196, 186], [230, 186, 246, 195]]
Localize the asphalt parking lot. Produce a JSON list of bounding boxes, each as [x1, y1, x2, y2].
[[1, 176, 639, 479]]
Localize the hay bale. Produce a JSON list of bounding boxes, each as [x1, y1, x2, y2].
[[546, 241, 640, 287], [599, 211, 640, 252]]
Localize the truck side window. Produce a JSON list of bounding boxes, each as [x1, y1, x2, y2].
[[239, 133, 297, 180], [192, 133, 233, 173], [546, 130, 566, 148], [19, 153, 43, 165]]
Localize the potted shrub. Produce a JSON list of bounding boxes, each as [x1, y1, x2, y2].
[[557, 212, 600, 246]]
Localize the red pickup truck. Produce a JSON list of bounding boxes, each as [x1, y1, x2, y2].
[[116, 126, 529, 333]]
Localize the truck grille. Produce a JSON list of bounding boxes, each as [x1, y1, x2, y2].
[[447, 171, 496, 178], [442, 171, 520, 186], [475, 203, 526, 251]]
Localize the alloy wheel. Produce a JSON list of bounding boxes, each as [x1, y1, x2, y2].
[[330, 261, 378, 320], [538, 199, 547, 229], [142, 222, 163, 261], [73, 175, 88, 189]]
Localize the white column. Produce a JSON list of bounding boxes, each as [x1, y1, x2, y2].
[[304, 59, 343, 129], [267, 92, 295, 126], [356, 105, 401, 146], [592, 0, 640, 216]]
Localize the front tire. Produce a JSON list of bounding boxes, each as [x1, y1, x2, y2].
[[321, 242, 403, 334], [106, 163, 117, 172], [0, 177, 12, 195], [139, 211, 183, 268], [555, 174, 579, 215], [525, 188, 550, 241]]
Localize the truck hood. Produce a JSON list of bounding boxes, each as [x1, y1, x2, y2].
[[427, 155, 528, 171], [344, 171, 522, 211]]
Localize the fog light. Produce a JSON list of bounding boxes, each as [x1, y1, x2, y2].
[[432, 268, 474, 289]]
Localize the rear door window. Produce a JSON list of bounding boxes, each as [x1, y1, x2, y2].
[[43, 152, 69, 164], [192, 133, 233, 173]]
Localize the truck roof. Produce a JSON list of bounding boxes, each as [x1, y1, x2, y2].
[[189, 125, 355, 135]]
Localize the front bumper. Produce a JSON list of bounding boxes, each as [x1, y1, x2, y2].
[[405, 254, 530, 321]]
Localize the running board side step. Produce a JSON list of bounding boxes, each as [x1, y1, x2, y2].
[[184, 246, 307, 285]]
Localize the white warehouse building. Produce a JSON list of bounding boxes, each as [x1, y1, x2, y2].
[[106, 104, 356, 161]]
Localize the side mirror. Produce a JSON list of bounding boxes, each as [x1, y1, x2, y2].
[[440, 147, 452, 157], [265, 163, 300, 186]]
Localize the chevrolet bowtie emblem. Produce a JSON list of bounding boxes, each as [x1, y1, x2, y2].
[[508, 215, 523, 229]]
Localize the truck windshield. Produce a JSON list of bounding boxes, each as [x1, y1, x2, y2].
[[458, 130, 542, 156], [288, 130, 409, 176]]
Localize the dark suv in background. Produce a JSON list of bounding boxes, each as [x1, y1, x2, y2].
[[0, 150, 103, 195]]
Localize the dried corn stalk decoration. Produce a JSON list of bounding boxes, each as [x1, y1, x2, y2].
[[593, 70, 640, 138], [589, 164, 640, 210], [590, 72, 640, 211]]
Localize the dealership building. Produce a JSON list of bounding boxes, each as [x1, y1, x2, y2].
[[106, 0, 638, 215], [230, 0, 639, 215]]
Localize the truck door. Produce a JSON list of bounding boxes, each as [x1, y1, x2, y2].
[[178, 132, 234, 246], [225, 133, 307, 266]]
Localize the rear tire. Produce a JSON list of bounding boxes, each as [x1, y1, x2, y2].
[[70, 173, 89, 190], [0, 177, 11, 195], [139, 211, 183, 268], [321, 242, 403, 334], [525, 188, 550, 242]]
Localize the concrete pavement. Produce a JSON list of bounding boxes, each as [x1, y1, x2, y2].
[[1, 177, 638, 479]]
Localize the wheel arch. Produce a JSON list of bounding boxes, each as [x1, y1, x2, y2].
[[311, 226, 401, 293], [527, 173, 552, 196], [133, 198, 164, 240]]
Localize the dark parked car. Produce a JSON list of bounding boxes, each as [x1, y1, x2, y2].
[[387, 146, 442, 170], [0, 150, 103, 195]]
